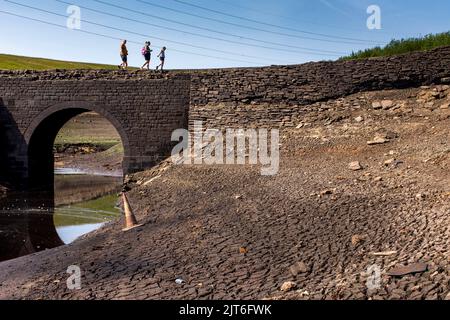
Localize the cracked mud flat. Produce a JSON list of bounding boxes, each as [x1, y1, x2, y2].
[[0, 86, 449, 300]]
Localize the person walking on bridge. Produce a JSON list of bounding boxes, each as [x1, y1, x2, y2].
[[118, 40, 129, 70], [156, 47, 166, 72], [141, 41, 152, 70]]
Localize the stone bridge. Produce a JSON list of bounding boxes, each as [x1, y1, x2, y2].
[[1, 46, 450, 260], [1, 46, 450, 190], [0, 75, 191, 190], [0, 74, 190, 260]]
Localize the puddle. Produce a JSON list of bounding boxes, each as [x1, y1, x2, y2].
[[54, 174, 122, 244]]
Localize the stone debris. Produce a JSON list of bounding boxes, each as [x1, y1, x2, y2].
[[289, 262, 309, 276], [416, 193, 426, 200], [367, 136, 390, 146], [354, 116, 364, 123], [280, 281, 297, 292], [387, 263, 428, 277], [239, 247, 248, 254], [381, 100, 394, 110], [372, 102, 382, 110], [384, 158, 396, 166], [348, 161, 363, 171], [320, 189, 334, 196], [371, 251, 397, 256], [142, 175, 161, 186], [351, 235, 366, 246]]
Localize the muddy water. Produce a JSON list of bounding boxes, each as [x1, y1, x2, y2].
[[0, 172, 122, 261], [54, 173, 122, 244]]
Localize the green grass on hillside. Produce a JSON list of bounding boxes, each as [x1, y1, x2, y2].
[[342, 32, 450, 60], [0, 54, 120, 70]]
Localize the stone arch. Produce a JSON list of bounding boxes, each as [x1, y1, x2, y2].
[[24, 101, 130, 190]]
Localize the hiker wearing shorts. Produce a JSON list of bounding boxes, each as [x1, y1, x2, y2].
[[156, 47, 166, 72], [119, 40, 128, 70], [141, 41, 152, 70]]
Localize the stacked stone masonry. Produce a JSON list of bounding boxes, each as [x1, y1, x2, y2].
[[1, 46, 449, 187]]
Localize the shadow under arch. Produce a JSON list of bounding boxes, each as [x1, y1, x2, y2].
[[24, 101, 130, 191], [22, 101, 130, 252]]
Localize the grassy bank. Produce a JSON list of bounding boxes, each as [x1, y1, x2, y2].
[[55, 112, 122, 150], [54, 194, 121, 227], [0, 54, 119, 70], [342, 32, 450, 60]]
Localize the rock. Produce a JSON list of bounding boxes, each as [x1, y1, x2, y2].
[[445, 293, 450, 301], [239, 247, 248, 254], [374, 176, 383, 182], [296, 290, 310, 298], [320, 189, 333, 196], [416, 193, 426, 200], [384, 158, 396, 166], [372, 102, 382, 110], [367, 137, 389, 145], [296, 123, 304, 129], [354, 116, 364, 123], [349, 161, 363, 171], [440, 103, 449, 109], [387, 263, 428, 277], [175, 278, 185, 285], [289, 262, 309, 276], [280, 281, 297, 292], [425, 102, 435, 109], [371, 251, 397, 256], [381, 100, 394, 109], [351, 235, 366, 246]]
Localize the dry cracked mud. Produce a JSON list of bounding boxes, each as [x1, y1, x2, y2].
[[0, 86, 449, 300]]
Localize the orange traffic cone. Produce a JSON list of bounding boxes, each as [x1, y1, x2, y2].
[[122, 193, 143, 231]]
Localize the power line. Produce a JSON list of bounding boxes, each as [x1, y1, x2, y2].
[[135, 0, 381, 46], [0, 10, 263, 65], [92, 0, 347, 55], [55, 0, 294, 63], [54, 0, 343, 58], [5, 0, 280, 64], [209, 0, 372, 33], [169, 0, 384, 44], [96, 0, 378, 47]]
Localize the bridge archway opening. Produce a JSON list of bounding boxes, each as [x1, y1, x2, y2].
[[26, 106, 129, 191], [25, 105, 129, 248]]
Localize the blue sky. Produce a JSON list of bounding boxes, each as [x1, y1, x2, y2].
[[0, 0, 449, 69]]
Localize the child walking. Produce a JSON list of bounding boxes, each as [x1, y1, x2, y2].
[[156, 47, 166, 72], [141, 41, 152, 70]]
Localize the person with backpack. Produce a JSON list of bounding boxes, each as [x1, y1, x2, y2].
[[156, 47, 166, 72], [141, 41, 152, 70], [118, 40, 128, 70]]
